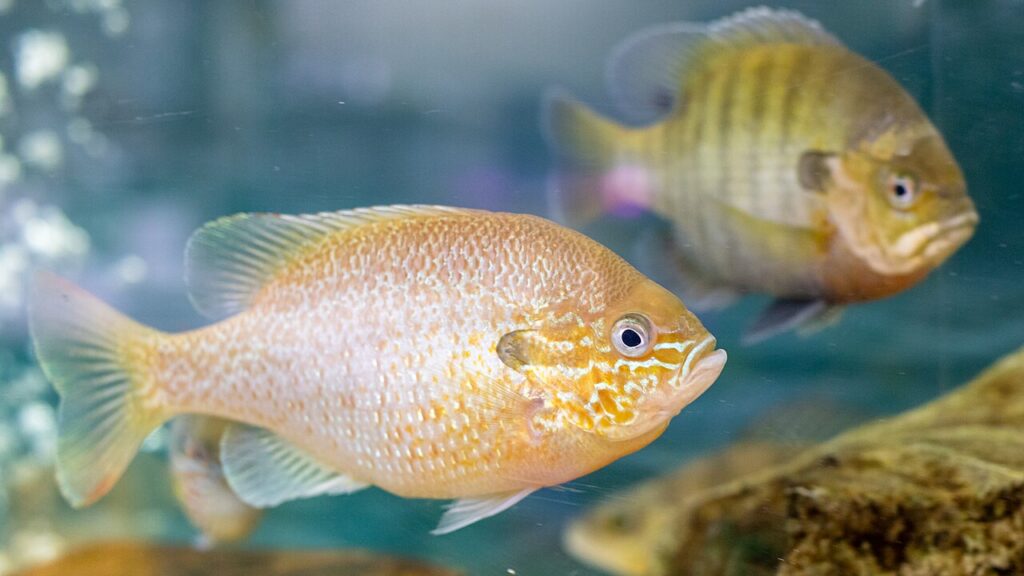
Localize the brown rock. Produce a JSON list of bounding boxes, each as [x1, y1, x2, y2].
[[567, 345, 1024, 575]]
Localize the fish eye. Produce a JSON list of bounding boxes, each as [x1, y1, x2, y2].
[[605, 511, 638, 533], [611, 313, 653, 358], [887, 174, 918, 209]]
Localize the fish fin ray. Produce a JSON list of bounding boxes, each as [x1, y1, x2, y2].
[[28, 272, 167, 508], [221, 424, 368, 508], [743, 298, 839, 344], [606, 7, 840, 124], [185, 205, 479, 319], [431, 488, 536, 535], [796, 305, 845, 336], [543, 89, 652, 226]]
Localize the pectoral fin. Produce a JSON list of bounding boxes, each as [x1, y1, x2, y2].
[[221, 424, 368, 508], [798, 150, 838, 193], [743, 298, 842, 345], [431, 488, 536, 535]]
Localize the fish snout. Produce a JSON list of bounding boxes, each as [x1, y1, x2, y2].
[[891, 199, 979, 262], [666, 336, 726, 411], [921, 203, 979, 262]]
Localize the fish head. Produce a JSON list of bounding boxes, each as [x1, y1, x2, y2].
[[807, 129, 978, 277], [503, 281, 725, 445]]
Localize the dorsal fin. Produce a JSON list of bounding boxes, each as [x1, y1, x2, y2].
[[606, 7, 842, 124], [185, 205, 474, 319]]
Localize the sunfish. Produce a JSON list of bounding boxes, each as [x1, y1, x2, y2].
[[546, 7, 978, 342], [29, 205, 726, 534]]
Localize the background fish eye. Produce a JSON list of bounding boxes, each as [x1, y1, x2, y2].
[[887, 174, 918, 209], [611, 314, 653, 357], [605, 510, 639, 533]]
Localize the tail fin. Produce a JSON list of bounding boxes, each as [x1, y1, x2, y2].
[[542, 88, 652, 226], [28, 272, 168, 508]]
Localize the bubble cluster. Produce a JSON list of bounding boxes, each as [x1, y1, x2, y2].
[[0, 2, 131, 572], [0, 199, 90, 324]]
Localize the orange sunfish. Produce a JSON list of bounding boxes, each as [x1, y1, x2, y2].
[[29, 205, 726, 534]]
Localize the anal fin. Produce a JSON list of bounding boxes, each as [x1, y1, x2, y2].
[[431, 488, 536, 535], [221, 424, 367, 508], [743, 298, 842, 345]]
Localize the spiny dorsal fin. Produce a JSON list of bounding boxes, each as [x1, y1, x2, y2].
[[606, 7, 842, 124], [220, 424, 368, 508], [185, 205, 475, 319]]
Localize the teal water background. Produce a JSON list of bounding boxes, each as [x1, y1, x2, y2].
[[1, 1, 1022, 574]]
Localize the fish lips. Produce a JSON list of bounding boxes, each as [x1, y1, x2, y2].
[[603, 336, 726, 443], [892, 208, 979, 262], [659, 336, 727, 418]]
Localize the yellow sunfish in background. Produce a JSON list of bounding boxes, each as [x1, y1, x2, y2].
[[546, 7, 978, 342], [169, 416, 262, 546], [29, 205, 726, 535]]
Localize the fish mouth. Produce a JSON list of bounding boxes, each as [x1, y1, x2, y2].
[[921, 209, 979, 261], [563, 518, 649, 576], [891, 208, 979, 262], [666, 336, 727, 413], [605, 335, 726, 443]]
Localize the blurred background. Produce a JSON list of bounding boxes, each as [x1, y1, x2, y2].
[[0, 1, 1022, 574]]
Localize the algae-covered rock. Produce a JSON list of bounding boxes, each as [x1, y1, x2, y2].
[[567, 345, 1024, 576], [563, 442, 801, 576], [11, 541, 461, 576]]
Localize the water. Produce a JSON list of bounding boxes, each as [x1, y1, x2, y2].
[[0, 1, 1022, 574]]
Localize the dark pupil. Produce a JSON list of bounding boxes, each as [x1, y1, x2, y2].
[[893, 182, 908, 198], [621, 328, 642, 348], [608, 512, 634, 532]]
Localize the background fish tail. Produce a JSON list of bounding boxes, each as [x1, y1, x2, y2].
[[543, 89, 650, 225], [28, 272, 170, 508]]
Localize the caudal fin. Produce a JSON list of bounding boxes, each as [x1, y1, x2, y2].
[[542, 89, 653, 226], [28, 272, 168, 507]]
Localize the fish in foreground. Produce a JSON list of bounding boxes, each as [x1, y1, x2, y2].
[[169, 416, 262, 546], [28, 205, 726, 534], [546, 7, 978, 342]]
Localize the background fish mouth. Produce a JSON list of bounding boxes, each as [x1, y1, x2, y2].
[[893, 209, 979, 261], [922, 210, 979, 260]]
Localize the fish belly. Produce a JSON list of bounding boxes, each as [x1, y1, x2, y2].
[[155, 298, 535, 499]]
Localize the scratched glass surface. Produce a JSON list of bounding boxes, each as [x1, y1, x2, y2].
[[0, 1, 1021, 575]]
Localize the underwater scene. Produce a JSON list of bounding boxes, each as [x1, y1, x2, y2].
[[1, 1, 1023, 575]]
